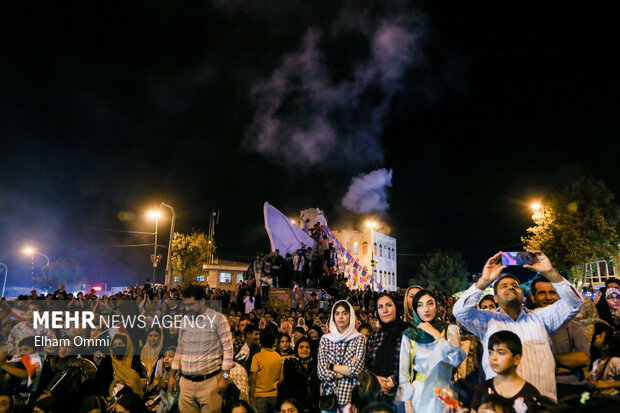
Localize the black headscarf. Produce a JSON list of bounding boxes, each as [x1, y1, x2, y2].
[[373, 293, 408, 377]]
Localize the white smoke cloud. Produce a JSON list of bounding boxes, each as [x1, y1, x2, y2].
[[244, 12, 420, 168], [342, 168, 393, 213]]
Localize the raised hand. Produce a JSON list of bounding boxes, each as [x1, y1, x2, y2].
[[476, 252, 507, 289]]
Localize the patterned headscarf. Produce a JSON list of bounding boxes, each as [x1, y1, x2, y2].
[[403, 290, 447, 344]]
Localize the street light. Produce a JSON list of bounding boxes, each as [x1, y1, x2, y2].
[[530, 201, 545, 219], [147, 210, 162, 283], [366, 221, 378, 290], [22, 247, 50, 267], [0, 262, 7, 298], [160, 202, 176, 286]]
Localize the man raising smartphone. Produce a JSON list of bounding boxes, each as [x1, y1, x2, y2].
[[452, 250, 583, 401]]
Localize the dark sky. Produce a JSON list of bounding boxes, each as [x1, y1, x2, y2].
[[1, 1, 618, 288]]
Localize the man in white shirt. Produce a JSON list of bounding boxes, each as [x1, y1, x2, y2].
[[453, 250, 583, 400]]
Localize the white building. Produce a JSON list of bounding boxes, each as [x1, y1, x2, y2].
[[331, 227, 398, 291]]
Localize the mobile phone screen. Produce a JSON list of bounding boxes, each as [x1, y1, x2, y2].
[[501, 252, 533, 266]]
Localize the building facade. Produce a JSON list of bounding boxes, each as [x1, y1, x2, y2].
[[172, 259, 249, 290], [331, 227, 397, 291]]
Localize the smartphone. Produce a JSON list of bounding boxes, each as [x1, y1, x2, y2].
[[501, 252, 534, 266]]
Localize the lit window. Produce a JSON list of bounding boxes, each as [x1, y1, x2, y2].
[[374, 242, 377, 255], [353, 242, 358, 255], [379, 245, 383, 257], [362, 242, 368, 254], [196, 275, 205, 282], [237, 273, 244, 283], [173, 276, 179, 283], [219, 272, 232, 283]]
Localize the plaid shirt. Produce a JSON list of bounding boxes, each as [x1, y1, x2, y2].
[[365, 328, 402, 388], [317, 335, 366, 406], [172, 308, 234, 375]]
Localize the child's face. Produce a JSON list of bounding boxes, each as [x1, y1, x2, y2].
[[19, 345, 35, 357], [488, 343, 520, 374], [478, 403, 506, 413], [163, 350, 175, 368]]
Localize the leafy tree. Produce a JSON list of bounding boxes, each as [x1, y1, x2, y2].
[[408, 251, 470, 294], [171, 231, 216, 286], [522, 176, 620, 281], [33, 258, 85, 292]]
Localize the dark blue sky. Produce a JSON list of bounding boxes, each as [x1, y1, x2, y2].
[[1, 1, 618, 288]]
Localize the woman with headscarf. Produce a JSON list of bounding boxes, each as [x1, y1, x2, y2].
[[596, 284, 620, 332], [317, 300, 366, 412], [92, 333, 145, 397], [397, 290, 465, 413], [141, 327, 163, 384], [279, 337, 319, 412], [366, 293, 408, 411], [403, 286, 423, 325]]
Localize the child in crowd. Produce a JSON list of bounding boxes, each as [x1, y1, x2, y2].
[[471, 331, 539, 411], [589, 323, 620, 397]]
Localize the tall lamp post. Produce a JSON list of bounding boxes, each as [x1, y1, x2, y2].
[[366, 221, 378, 290], [0, 263, 7, 298], [22, 247, 50, 278], [147, 210, 162, 283], [160, 202, 176, 286]]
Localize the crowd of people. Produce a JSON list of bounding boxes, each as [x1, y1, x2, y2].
[[0, 250, 619, 413]]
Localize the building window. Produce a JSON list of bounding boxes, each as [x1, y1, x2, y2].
[[362, 242, 368, 254], [173, 276, 179, 283], [379, 245, 383, 257], [374, 242, 377, 256], [196, 275, 205, 282], [219, 272, 232, 283], [237, 273, 244, 283], [353, 242, 358, 255]]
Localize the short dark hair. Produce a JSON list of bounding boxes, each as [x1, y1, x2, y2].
[[361, 401, 396, 413], [351, 372, 383, 412], [488, 330, 522, 356], [479, 393, 516, 413], [478, 295, 496, 308], [493, 273, 521, 295], [244, 323, 259, 337], [293, 326, 305, 335], [182, 285, 207, 301], [259, 328, 276, 348], [359, 323, 373, 332], [530, 276, 552, 296], [605, 277, 620, 288], [18, 336, 37, 349]]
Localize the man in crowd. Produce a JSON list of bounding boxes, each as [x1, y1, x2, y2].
[[235, 323, 261, 373], [530, 276, 590, 400], [6, 302, 56, 355], [169, 285, 233, 413], [453, 250, 584, 400]]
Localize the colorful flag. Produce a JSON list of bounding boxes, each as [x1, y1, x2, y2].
[[22, 352, 46, 391]]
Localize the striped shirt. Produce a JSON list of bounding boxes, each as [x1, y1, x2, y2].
[[453, 279, 583, 400], [171, 308, 234, 375]]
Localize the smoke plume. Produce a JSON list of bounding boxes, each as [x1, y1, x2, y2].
[[342, 168, 393, 213], [244, 9, 420, 168]]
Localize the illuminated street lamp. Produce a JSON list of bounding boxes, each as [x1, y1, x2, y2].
[[530, 201, 545, 219], [147, 210, 162, 283], [22, 247, 50, 267], [0, 262, 7, 298], [160, 202, 176, 286], [366, 221, 378, 289]]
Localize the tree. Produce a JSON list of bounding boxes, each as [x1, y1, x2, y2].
[[171, 231, 216, 286], [408, 251, 470, 294], [33, 258, 85, 292], [522, 176, 620, 281]]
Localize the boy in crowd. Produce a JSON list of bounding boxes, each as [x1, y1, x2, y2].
[[471, 331, 540, 411], [249, 329, 283, 413]]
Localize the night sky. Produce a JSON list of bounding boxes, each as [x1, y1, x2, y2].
[[1, 1, 618, 288]]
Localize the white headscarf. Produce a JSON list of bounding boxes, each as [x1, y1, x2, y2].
[[323, 300, 363, 343]]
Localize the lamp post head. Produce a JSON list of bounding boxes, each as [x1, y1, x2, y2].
[[147, 210, 161, 219], [366, 221, 377, 228], [22, 247, 34, 255], [531, 202, 542, 211]]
